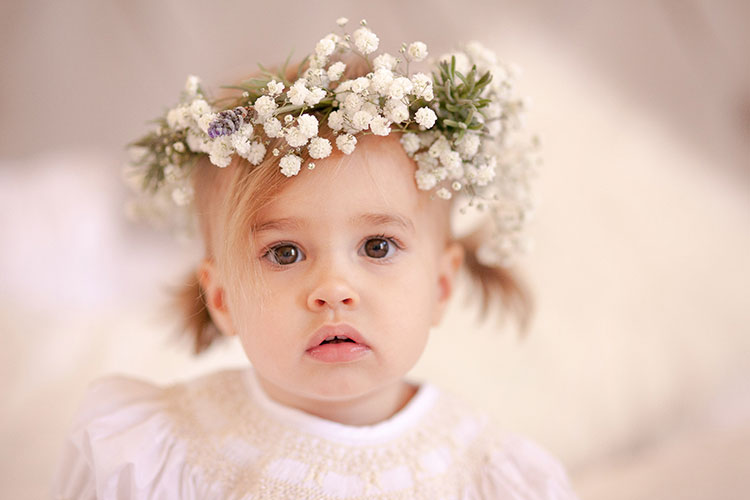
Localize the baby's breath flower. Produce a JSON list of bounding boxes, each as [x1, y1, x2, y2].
[[410, 73, 433, 101], [351, 110, 373, 131], [245, 141, 267, 165], [336, 17, 348, 27], [436, 187, 452, 199], [284, 115, 294, 124], [173, 141, 185, 153], [353, 26, 379, 55], [306, 86, 327, 106], [263, 117, 283, 138], [370, 68, 394, 95], [373, 53, 398, 71], [254, 95, 277, 121], [315, 37, 336, 59], [285, 128, 308, 148], [335, 133, 357, 154], [343, 93, 363, 114], [184, 75, 201, 96], [327, 61, 346, 82], [400, 133, 421, 155], [267, 80, 284, 96], [451, 181, 462, 191], [369, 115, 391, 136], [387, 77, 413, 100], [287, 79, 310, 106], [415, 107, 437, 129], [208, 137, 233, 167], [439, 149, 461, 170], [406, 42, 428, 62], [456, 133, 480, 158], [308, 137, 332, 159], [172, 185, 194, 206], [351, 77, 370, 94], [384, 99, 409, 123], [415, 169, 438, 190], [328, 110, 345, 131], [279, 154, 302, 177], [297, 114, 319, 138]]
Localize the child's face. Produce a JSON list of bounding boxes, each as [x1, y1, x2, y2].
[[202, 134, 462, 415]]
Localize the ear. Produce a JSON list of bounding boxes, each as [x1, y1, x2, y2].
[[197, 258, 237, 337], [432, 241, 464, 326]]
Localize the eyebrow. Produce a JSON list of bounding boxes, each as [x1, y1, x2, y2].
[[253, 212, 415, 234], [350, 212, 415, 234]]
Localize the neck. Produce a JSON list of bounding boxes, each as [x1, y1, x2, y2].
[[256, 375, 418, 426]]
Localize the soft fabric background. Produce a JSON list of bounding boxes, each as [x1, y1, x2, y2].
[[1, 1, 749, 499]]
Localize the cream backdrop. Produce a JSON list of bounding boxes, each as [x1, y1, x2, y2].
[[2, 1, 749, 499]]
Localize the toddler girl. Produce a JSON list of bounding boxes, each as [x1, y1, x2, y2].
[[54, 19, 578, 499]]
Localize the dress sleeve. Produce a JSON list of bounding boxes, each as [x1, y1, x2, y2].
[[473, 433, 580, 500], [52, 375, 193, 500]]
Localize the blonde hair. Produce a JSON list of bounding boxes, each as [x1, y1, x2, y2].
[[169, 58, 533, 354]]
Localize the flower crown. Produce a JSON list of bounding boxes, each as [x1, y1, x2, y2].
[[124, 18, 539, 267]]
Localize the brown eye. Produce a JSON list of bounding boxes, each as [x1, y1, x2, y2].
[[364, 238, 390, 258], [270, 244, 303, 265]]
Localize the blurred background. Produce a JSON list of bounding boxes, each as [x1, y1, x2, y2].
[[1, 1, 749, 498]]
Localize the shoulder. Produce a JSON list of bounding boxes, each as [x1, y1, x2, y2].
[[470, 430, 579, 500], [428, 387, 579, 499], [53, 369, 248, 499]]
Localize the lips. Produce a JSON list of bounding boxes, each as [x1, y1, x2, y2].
[[305, 324, 371, 363], [305, 323, 369, 350]]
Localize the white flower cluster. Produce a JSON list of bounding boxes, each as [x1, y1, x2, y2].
[[129, 18, 537, 267]]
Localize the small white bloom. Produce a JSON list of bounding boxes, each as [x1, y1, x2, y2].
[[428, 136, 450, 158], [351, 76, 370, 94], [167, 106, 190, 129], [436, 187, 452, 200], [209, 138, 233, 168], [415, 152, 438, 170], [452, 181, 462, 191], [370, 68, 394, 95], [415, 169, 437, 190], [327, 61, 346, 82], [406, 42, 428, 62], [279, 154, 302, 177], [306, 86, 327, 106], [351, 110, 373, 131], [163, 164, 181, 182], [373, 53, 398, 71], [336, 17, 348, 26], [285, 128, 308, 148], [410, 73, 434, 101], [315, 37, 336, 58], [415, 107, 437, 129], [308, 137, 332, 159], [231, 130, 252, 157], [245, 141, 267, 165], [440, 149, 461, 170], [327, 110, 345, 131], [456, 133, 481, 158], [369, 115, 391, 136], [184, 75, 201, 96], [384, 99, 409, 123], [388, 77, 414, 100], [284, 115, 294, 124], [287, 79, 310, 106], [475, 157, 497, 186], [343, 93, 363, 113], [297, 114, 319, 138], [263, 117, 283, 138], [353, 27, 379, 55], [189, 99, 211, 121], [172, 185, 194, 206], [400, 133, 421, 155], [336, 133, 357, 155], [173, 141, 185, 153], [267, 80, 284, 96], [254, 95, 277, 121]]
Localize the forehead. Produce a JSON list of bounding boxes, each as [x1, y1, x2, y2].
[[257, 135, 429, 225]]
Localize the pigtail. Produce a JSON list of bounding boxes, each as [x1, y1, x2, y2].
[[458, 230, 533, 334], [171, 268, 223, 354]]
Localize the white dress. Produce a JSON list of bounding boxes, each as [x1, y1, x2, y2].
[[53, 368, 578, 499]]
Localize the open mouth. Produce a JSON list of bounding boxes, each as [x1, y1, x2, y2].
[[320, 335, 356, 345]]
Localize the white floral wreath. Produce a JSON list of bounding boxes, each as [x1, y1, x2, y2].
[[124, 18, 539, 267]]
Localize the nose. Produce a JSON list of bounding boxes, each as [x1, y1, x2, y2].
[[306, 271, 360, 312]]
